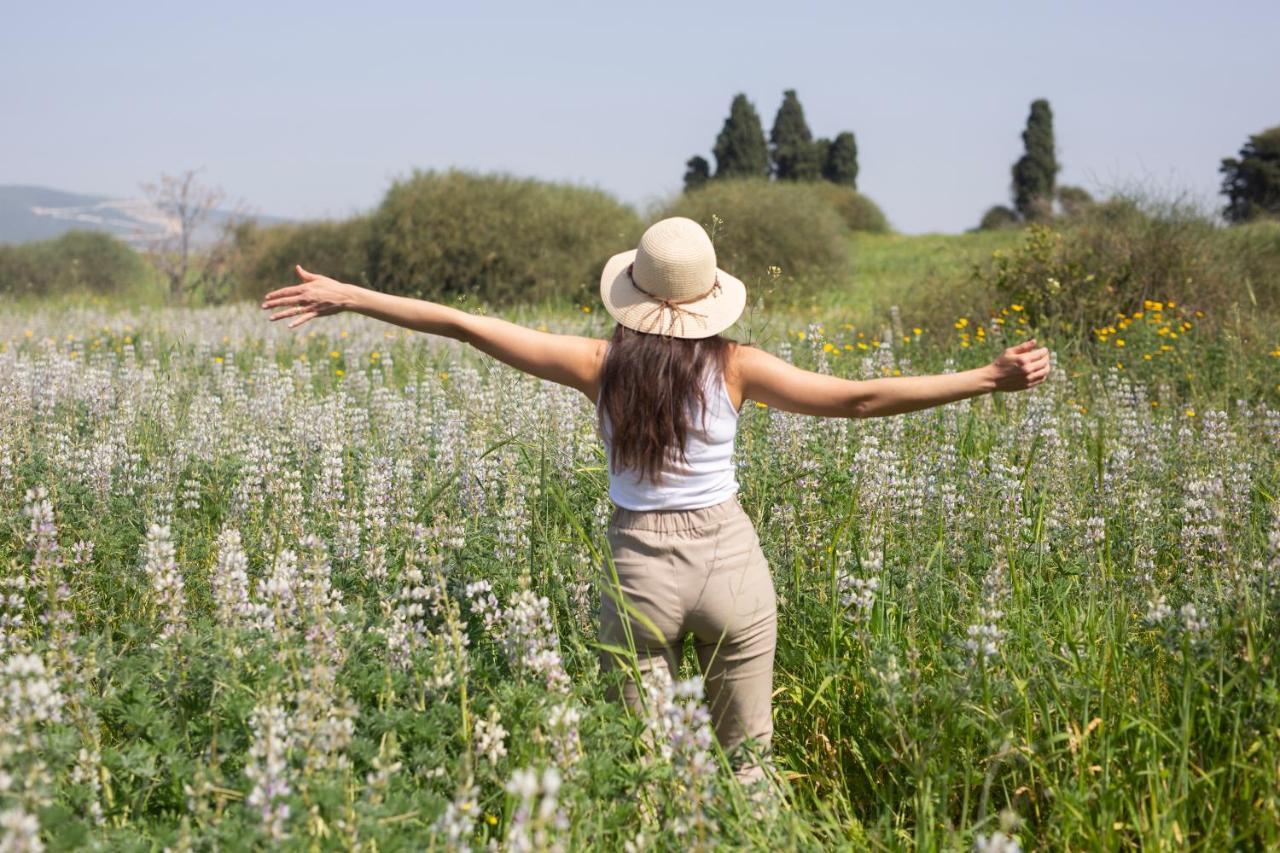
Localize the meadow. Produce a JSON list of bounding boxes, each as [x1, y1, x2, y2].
[[2, 229, 1279, 851]]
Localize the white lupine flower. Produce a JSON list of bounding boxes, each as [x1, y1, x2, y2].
[[474, 707, 508, 767], [503, 766, 567, 853], [973, 830, 1021, 853], [963, 561, 1010, 666], [141, 523, 187, 645], [243, 698, 294, 841], [433, 777, 478, 850], [0, 806, 43, 852], [544, 702, 583, 769], [1180, 603, 1209, 635], [1145, 595, 1172, 624]]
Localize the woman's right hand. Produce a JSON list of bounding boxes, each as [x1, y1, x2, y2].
[[261, 265, 359, 329], [988, 339, 1052, 391]]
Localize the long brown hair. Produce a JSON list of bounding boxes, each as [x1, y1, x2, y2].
[[597, 324, 734, 484]]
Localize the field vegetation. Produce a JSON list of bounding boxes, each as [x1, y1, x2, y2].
[[2, 171, 1280, 849]]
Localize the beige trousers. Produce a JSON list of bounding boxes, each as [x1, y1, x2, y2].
[[598, 494, 777, 782]]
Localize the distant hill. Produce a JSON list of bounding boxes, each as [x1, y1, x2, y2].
[[0, 185, 288, 248]]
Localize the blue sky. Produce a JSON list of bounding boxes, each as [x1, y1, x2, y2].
[[3, 0, 1277, 233]]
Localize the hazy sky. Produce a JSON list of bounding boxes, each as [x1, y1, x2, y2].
[[4, 1, 1277, 234]]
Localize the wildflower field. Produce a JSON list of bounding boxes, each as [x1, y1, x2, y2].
[[1, 295, 1278, 851]]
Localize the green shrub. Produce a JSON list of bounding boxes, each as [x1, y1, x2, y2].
[[0, 231, 149, 298], [660, 179, 852, 289], [977, 205, 1020, 231], [978, 195, 1280, 333], [367, 170, 643, 304], [808, 183, 890, 233], [229, 218, 373, 302]]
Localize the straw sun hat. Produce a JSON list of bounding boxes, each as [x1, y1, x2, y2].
[[599, 216, 747, 339]]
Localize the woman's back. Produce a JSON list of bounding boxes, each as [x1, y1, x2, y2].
[[598, 359, 740, 511]]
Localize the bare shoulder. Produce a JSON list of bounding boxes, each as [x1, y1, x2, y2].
[[726, 340, 780, 380]]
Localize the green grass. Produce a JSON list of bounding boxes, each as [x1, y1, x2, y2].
[[2, 281, 1279, 848]]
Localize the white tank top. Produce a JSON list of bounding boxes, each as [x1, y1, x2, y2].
[[597, 363, 741, 511]]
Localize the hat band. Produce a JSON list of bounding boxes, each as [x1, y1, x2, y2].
[[627, 262, 723, 338]]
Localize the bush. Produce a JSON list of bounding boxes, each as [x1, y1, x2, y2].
[[977, 205, 1021, 231], [229, 218, 373, 302], [808, 183, 890, 233], [0, 231, 149, 298], [979, 194, 1280, 332], [367, 170, 643, 304], [1056, 185, 1095, 218], [659, 179, 853, 288]]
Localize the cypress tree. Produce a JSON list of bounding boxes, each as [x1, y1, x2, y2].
[[770, 89, 821, 180], [683, 156, 711, 192], [1011, 99, 1059, 221], [712, 94, 770, 179], [1220, 125, 1280, 223], [822, 132, 859, 187]]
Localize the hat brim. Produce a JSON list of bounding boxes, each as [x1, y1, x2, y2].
[[598, 249, 747, 339]]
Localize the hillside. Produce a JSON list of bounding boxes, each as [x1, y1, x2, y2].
[[0, 184, 286, 247]]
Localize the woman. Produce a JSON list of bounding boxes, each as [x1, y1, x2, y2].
[[260, 216, 1051, 784]]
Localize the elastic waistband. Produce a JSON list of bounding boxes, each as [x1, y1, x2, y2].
[[609, 494, 745, 534]]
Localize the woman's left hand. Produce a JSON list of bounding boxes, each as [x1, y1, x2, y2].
[[261, 265, 358, 328]]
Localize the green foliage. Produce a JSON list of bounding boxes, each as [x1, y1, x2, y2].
[[978, 205, 1021, 231], [229, 217, 373, 302], [821, 132, 859, 188], [980, 195, 1280, 332], [1056, 184, 1095, 218], [1011, 99, 1059, 221], [0, 231, 149, 298], [769, 89, 821, 181], [683, 156, 711, 192], [5, 295, 1280, 849], [712, 94, 770, 180], [1220, 125, 1280, 224], [660, 178, 852, 289], [367, 170, 643, 304], [808, 183, 890, 233]]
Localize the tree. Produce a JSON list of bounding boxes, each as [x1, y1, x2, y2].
[[1011, 99, 1059, 221], [712, 94, 770, 179], [140, 169, 240, 301], [770, 89, 821, 180], [822, 132, 859, 188], [1220, 125, 1280, 223], [683, 156, 711, 192]]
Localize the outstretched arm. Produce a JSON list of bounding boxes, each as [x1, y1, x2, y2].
[[261, 266, 606, 400], [734, 339, 1050, 418]]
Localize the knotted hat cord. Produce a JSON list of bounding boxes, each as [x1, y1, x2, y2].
[[627, 262, 723, 338]]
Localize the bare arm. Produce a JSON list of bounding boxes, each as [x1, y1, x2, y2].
[[733, 339, 1051, 418], [260, 266, 606, 400]]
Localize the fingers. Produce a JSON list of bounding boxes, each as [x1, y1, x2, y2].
[[296, 264, 318, 282], [1009, 338, 1037, 354], [261, 284, 305, 305], [1018, 347, 1051, 367], [288, 311, 318, 328], [268, 306, 306, 322]]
